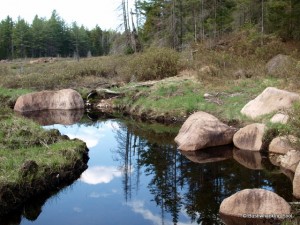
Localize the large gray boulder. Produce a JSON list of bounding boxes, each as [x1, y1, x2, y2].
[[266, 54, 294, 74], [241, 87, 300, 119], [14, 89, 84, 112], [269, 135, 296, 154], [233, 123, 266, 151], [219, 189, 291, 218], [174, 111, 236, 151]]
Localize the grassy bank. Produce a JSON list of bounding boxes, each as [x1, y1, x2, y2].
[[114, 75, 282, 125], [0, 90, 88, 215]]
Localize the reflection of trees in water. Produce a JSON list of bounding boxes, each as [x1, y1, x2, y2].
[[113, 123, 147, 201], [113, 122, 293, 225], [140, 142, 182, 224]]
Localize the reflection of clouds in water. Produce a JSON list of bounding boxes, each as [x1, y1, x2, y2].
[[126, 201, 198, 225], [89, 192, 110, 198], [73, 207, 83, 213], [80, 166, 122, 185], [66, 126, 105, 148], [44, 121, 121, 148], [104, 121, 120, 131], [89, 190, 119, 198], [48, 121, 120, 148]]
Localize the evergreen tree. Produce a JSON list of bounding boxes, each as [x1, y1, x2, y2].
[[89, 25, 104, 56], [31, 15, 47, 57], [13, 17, 31, 58], [0, 16, 14, 59], [46, 10, 65, 56]]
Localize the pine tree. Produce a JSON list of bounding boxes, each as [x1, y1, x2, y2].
[[0, 16, 14, 59]]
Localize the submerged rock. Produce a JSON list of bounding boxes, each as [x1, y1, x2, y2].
[[240, 87, 300, 119], [174, 111, 236, 151], [219, 189, 291, 218], [233, 123, 266, 151], [14, 89, 84, 112]]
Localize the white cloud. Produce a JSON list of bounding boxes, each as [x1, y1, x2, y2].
[[80, 166, 122, 185]]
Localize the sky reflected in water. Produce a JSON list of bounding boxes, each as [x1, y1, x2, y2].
[[19, 120, 196, 225], [14, 118, 293, 225]]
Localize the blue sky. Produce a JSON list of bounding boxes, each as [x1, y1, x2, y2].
[[0, 0, 135, 30]]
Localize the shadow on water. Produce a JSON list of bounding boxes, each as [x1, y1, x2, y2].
[[10, 110, 296, 224]]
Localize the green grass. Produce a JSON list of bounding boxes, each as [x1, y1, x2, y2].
[[115, 76, 282, 125], [0, 87, 32, 108], [0, 139, 85, 186], [0, 111, 87, 187]]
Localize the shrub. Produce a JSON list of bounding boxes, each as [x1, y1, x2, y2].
[[123, 47, 180, 82]]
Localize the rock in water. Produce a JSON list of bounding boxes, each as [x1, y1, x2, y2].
[[278, 150, 300, 173], [293, 163, 300, 198], [269, 135, 296, 154], [241, 87, 299, 119], [233, 123, 265, 151], [219, 189, 291, 218], [174, 111, 236, 151], [14, 89, 84, 112]]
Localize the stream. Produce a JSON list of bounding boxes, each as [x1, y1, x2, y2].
[[2, 112, 294, 225]]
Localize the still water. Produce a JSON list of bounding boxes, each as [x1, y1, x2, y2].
[[7, 116, 294, 225]]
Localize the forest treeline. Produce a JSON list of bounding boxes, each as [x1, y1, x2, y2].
[[0, 0, 300, 60]]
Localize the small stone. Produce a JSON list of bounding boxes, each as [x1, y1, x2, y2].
[[270, 113, 289, 124], [269, 135, 296, 154]]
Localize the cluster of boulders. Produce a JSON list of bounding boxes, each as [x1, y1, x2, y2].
[[175, 84, 300, 223]]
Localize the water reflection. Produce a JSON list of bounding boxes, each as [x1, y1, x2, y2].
[[112, 121, 293, 225], [80, 166, 122, 185], [180, 145, 233, 164], [233, 148, 264, 170], [3, 113, 296, 225], [18, 109, 84, 125]]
